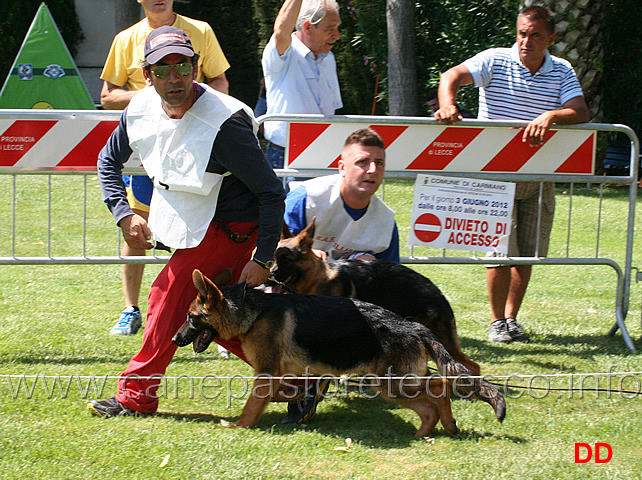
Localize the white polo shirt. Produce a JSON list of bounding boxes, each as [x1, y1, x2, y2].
[[463, 43, 584, 121], [262, 33, 343, 147]]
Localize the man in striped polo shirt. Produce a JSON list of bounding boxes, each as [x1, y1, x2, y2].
[[435, 5, 589, 343]]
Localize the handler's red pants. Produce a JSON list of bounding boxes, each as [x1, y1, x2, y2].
[[116, 222, 256, 414]]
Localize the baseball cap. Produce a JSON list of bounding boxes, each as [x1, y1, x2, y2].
[[144, 26, 194, 64]]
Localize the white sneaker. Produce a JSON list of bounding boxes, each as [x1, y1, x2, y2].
[[218, 344, 230, 360], [488, 319, 512, 343]]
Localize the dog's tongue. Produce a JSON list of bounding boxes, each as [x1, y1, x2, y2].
[[193, 329, 213, 353]]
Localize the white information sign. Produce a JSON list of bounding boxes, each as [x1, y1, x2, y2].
[[408, 174, 516, 253]]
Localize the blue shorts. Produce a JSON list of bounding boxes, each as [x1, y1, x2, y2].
[[123, 175, 153, 212]]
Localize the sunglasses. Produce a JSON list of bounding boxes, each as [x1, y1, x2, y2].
[[151, 62, 193, 79]]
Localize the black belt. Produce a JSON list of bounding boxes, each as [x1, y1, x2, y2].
[[267, 142, 284, 150]]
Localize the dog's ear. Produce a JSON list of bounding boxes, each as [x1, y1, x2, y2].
[[193, 269, 224, 302], [298, 217, 316, 252], [281, 222, 293, 240], [193, 270, 209, 298]]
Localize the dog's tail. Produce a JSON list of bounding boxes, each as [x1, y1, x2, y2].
[[421, 329, 506, 423]]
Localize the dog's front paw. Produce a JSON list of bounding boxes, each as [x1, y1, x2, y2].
[[444, 419, 460, 437], [233, 416, 259, 428]]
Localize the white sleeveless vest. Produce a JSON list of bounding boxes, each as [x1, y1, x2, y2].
[[303, 174, 395, 260], [126, 85, 255, 249]]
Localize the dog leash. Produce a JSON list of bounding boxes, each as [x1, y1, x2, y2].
[[266, 276, 296, 294], [212, 218, 258, 243]]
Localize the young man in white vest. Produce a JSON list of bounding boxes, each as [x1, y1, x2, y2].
[[88, 27, 285, 418], [281, 127, 399, 423], [284, 127, 399, 263]]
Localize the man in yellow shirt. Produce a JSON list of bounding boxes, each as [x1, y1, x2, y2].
[[101, 0, 229, 107], [100, 0, 230, 336]]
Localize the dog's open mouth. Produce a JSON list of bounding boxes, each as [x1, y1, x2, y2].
[[263, 284, 282, 294], [173, 320, 217, 353], [266, 275, 294, 294], [193, 327, 216, 353]]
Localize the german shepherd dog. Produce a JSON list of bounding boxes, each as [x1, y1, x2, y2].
[[173, 270, 505, 437], [269, 220, 480, 375]]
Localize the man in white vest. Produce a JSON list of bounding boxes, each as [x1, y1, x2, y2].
[[281, 127, 399, 423], [101, 0, 230, 337], [88, 27, 285, 418], [284, 127, 399, 263]]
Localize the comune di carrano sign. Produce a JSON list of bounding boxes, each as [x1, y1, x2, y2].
[[408, 174, 516, 253]]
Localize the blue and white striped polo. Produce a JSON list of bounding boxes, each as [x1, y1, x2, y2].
[[463, 43, 584, 121]]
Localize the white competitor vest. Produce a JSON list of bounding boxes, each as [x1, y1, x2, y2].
[[304, 174, 395, 261], [126, 85, 255, 249]]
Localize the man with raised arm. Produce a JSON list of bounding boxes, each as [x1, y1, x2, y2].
[[261, 0, 343, 169]]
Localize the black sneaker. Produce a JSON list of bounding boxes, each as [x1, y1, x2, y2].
[[87, 397, 143, 418], [488, 319, 512, 343], [281, 378, 331, 425], [506, 317, 530, 342]]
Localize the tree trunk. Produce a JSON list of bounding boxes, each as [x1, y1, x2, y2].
[[386, 0, 418, 116], [522, 0, 606, 122]]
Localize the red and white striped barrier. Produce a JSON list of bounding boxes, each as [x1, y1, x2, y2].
[[0, 115, 596, 174], [287, 122, 596, 174], [0, 113, 121, 170]]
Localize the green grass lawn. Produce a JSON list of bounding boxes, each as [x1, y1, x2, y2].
[[1, 175, 641, 479]]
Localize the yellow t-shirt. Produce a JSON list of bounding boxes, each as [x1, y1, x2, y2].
[[100, 14, 230, 90]]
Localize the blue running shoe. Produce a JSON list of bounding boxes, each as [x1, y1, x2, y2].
[[110, 307, 142, 335]]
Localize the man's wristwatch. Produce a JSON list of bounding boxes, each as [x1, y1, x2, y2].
[[252, 256, 274, 269]]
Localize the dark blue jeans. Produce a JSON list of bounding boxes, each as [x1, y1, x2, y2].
[[266, 143, 285, 169]]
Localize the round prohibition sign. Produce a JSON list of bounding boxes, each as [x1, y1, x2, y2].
[[414, 213, 442, 243]]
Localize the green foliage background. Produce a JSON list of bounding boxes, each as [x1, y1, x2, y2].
[[247, 0, 521, 116], [603, 0, 642, 137], [414, 0, 520, 115], [0, 0, 641, 137], [174, 1, 262, 108]]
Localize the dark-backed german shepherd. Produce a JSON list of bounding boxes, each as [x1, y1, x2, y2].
[[173, 270, 505, 437], [269, 220, 480, 375]]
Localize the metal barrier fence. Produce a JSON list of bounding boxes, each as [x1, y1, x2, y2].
[[0, 110, 639, 351], [262, 114, 640, 353]]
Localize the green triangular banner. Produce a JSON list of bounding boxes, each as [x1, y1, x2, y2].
[[0, 2, 95, 109]]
